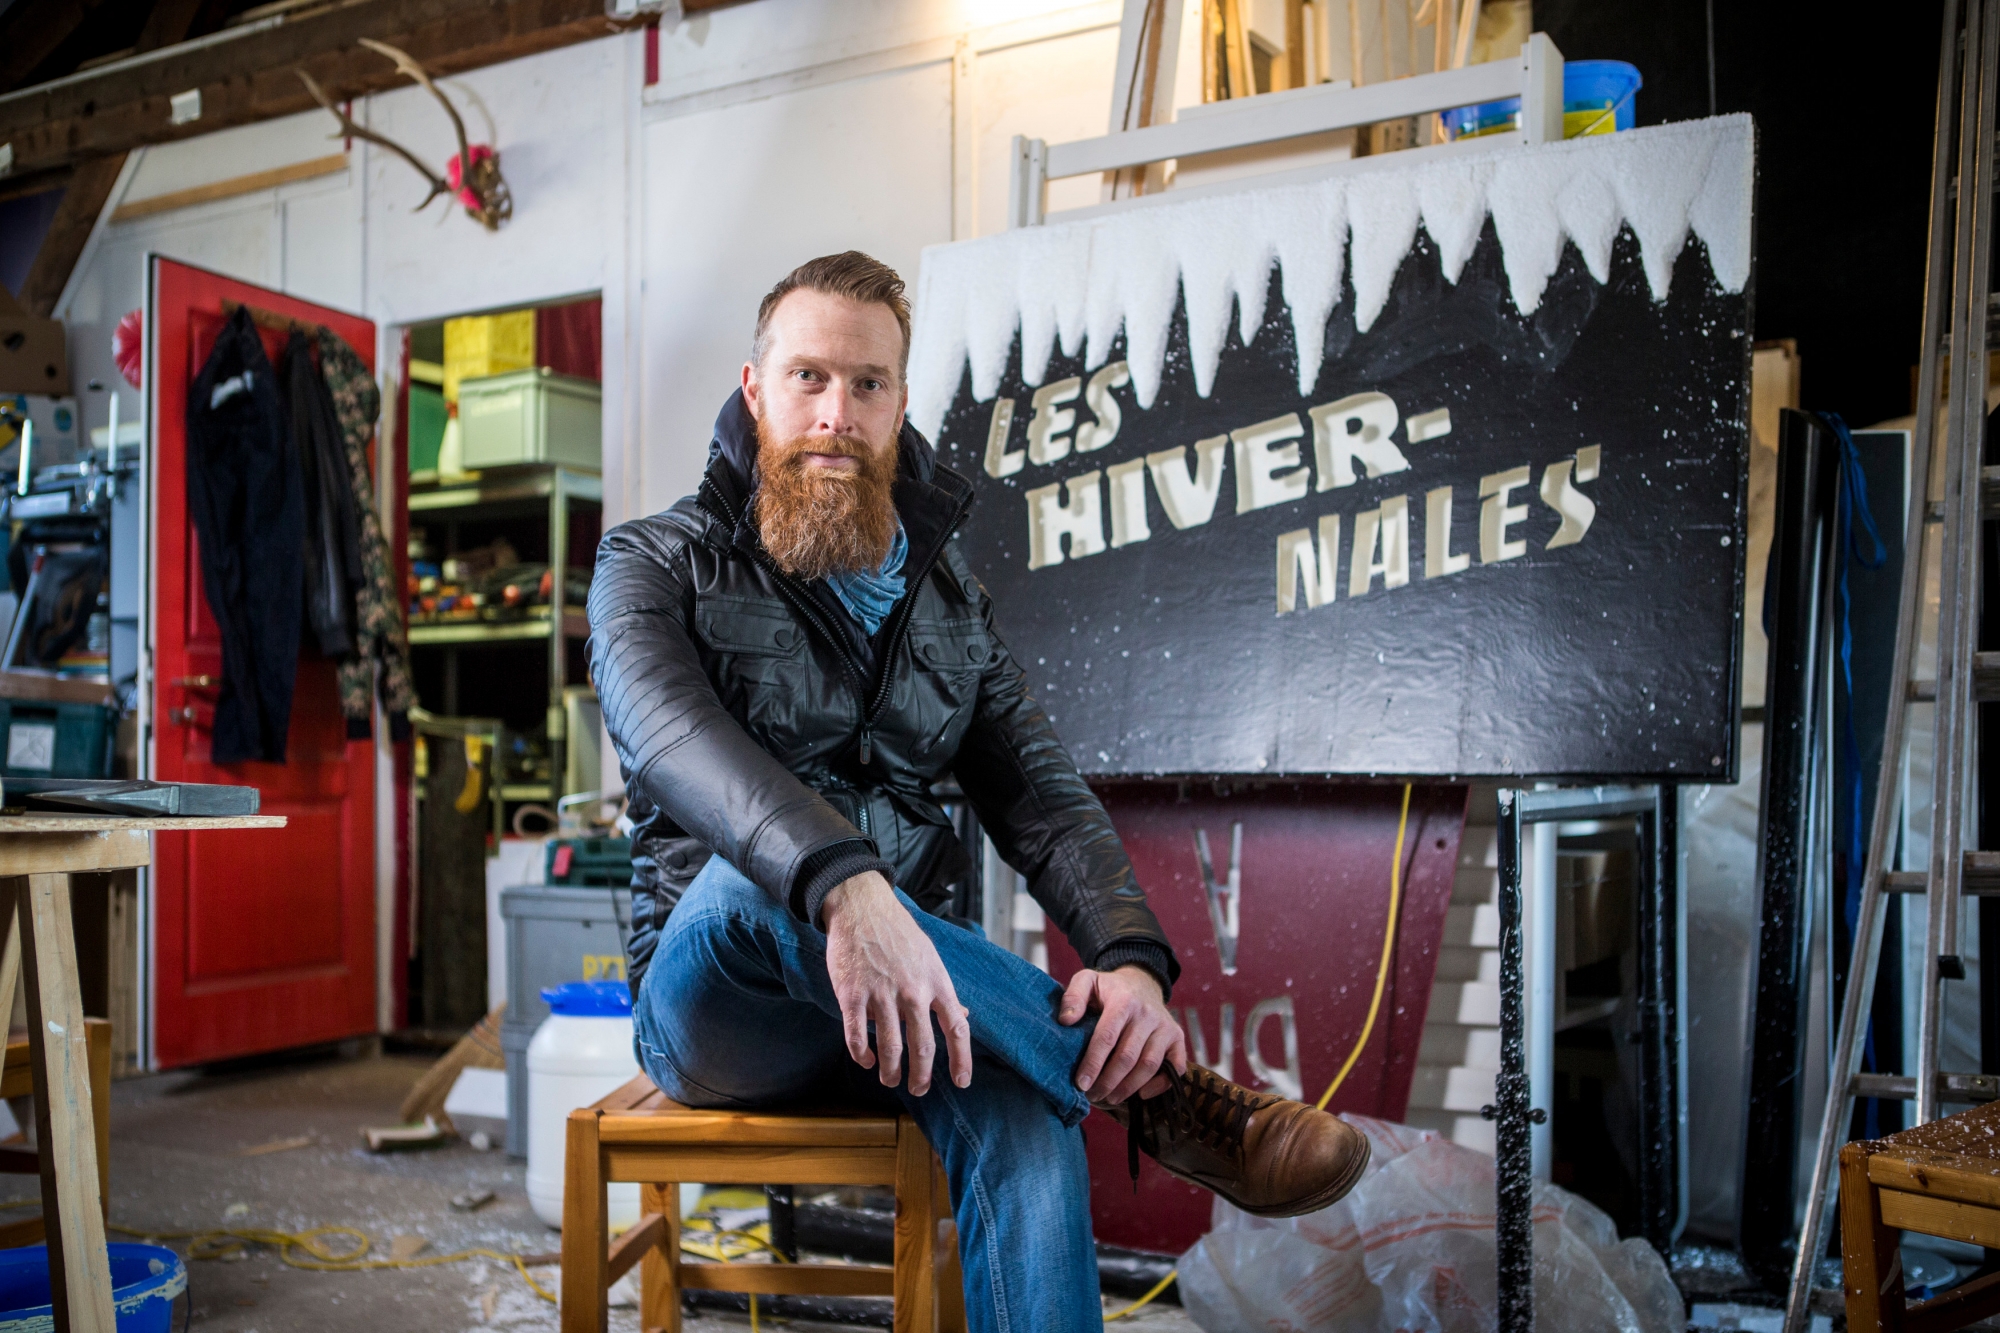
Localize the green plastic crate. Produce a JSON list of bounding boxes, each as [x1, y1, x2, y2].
[[409, 384, 446, 474], [544, 836, 632, 887], [0, 698, 114, 779]]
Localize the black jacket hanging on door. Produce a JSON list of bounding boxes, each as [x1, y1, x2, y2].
[[284, 331, 363, 659], [185, 307, 305, 764]]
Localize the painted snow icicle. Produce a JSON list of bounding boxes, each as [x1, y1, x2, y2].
[[908, 114, 1753, 437]]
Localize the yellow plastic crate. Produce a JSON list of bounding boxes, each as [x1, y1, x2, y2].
[[442, 311, 534, 402]]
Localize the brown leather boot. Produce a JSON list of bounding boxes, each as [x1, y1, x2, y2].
[[1102, 1064, 1371, 1218]]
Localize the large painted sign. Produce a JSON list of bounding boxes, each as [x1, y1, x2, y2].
[[910, 116, 1754, 780]]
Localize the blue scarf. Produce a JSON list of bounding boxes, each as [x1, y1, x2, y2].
[[826, 522, 907, 636]]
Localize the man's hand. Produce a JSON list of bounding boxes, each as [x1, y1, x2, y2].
[[822, 871, 972, 1096], [1059, 965, 1187, 1104]]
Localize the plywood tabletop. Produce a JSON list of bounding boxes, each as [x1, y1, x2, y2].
[[0, 816, 286, 832]]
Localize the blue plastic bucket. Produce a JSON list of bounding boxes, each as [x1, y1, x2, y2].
[[1440, 59, 1642, 141], [0, 1244, 186, 1332]]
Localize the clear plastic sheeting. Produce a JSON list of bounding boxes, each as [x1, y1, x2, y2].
[[1678, 727, 1763, 1242], [1177, 1116, 1683, 1333]]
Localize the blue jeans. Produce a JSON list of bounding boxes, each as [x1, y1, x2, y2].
[[633, 856, 1105, 1333]]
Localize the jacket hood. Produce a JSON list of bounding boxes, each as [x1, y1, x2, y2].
[[700, 389, 966, 554]]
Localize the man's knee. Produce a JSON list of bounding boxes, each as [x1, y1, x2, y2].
[[927, 1055, 1086, 1168]]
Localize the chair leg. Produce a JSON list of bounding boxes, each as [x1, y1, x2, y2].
[[1841, 1142, 1904, 1333], [639, 1182, 682, 1333], [561, 1111, 609, 1333], [932, 1152, 966, 1333], [894, 1118, 938, 1333]]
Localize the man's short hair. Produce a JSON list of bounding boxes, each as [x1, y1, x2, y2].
[[752, 251, 912, 383]]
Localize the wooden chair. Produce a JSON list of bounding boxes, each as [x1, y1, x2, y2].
[[1841, 1096, 2000, 1330], [0, 1019, 111, 1248], [561, 1074, 966, 1333]]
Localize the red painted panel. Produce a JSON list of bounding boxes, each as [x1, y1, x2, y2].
[[1047, 782, 1466, 1255], [149, 257, 378, 1067]]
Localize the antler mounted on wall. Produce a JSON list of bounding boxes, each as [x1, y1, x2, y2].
[[298, 39, 512, 231]]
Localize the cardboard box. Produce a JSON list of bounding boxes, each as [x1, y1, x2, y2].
[[0, 316, 68, 398]]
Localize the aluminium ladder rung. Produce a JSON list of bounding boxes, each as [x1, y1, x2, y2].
[[1922, 466, 2000, 521], [1884, 851, 2000, 892], [1908, 651, 2000, 701], [1851, 1070, 2000, 1103]]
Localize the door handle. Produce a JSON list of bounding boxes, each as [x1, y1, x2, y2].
[[172, 675, 216, 689], [167, 703, 212, 729]]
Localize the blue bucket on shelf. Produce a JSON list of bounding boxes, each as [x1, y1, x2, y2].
[[1441, 59, 1642, 141], [0, 1244, 186, 1332]]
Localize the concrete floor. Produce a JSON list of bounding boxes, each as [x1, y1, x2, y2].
[[0, 1049, 1198, 1332]]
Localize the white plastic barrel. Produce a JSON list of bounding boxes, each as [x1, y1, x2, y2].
[[526, 981, 641, 1229]]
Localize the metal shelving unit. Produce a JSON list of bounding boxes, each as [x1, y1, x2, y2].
[[407, 612, 589, 646], [407, 464, 601, 810]]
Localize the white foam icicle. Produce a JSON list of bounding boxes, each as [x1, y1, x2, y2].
[[1555, 170, 1622, 285], [1346, 170, 1423, 334], [1263, 184, 1347, 396], [1417, 160, 1490, 286], [1488, 152, 1576, 316], [906, 115, 1754, 440]]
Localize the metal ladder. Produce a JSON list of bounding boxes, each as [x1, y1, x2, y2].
[[1784, 0, 2000, 1327]]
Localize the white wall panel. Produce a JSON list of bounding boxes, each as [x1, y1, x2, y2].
[[123, 110, 338, 205], [282, 184, 365, 311], [653, 0, 1086, 102], [971, 23, 1121, 237], [637, 59, 954, 517], [364, 39, 614, 324]]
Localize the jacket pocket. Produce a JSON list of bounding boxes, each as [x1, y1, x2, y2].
[[907, 617, 993, 674], [694, 594, 804, 659]]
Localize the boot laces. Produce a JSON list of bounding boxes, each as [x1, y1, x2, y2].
[[1125, 1066, 1256, 1185]]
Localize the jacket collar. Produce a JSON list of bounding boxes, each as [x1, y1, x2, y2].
[[698, 389, 973, 571]]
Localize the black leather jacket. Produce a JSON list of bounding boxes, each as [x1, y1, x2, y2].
[[589, 393, 1178, 997]]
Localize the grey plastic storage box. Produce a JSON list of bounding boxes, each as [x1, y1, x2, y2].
[[457, 368, 601, 472], [499, 883, 632, 1157]]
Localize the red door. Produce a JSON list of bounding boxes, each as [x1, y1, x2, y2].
[[146, 257, 377, 1068]]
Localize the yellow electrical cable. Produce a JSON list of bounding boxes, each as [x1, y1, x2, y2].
[[1318, 782, 1413, 1112], [0, 1190, 789, 1313], [1, 790, 1420, 1325], [1105, 1267, 1179, 1321], [104, 1222, 558, 1303], [1108, 782, 1414, 1322]]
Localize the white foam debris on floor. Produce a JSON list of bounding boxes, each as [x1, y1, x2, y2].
[[1686, 1304, 1830, 1333], [907, 115, 1754, 436]]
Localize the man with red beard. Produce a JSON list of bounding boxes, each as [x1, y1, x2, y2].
[[589, 252, 1368, 1331]]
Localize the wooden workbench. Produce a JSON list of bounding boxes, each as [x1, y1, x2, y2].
[[0, 815, 283, 1332]]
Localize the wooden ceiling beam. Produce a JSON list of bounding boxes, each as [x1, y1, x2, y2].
[[0, 0, 761, 178], [0, 0, 120, 94], [17, 0, 213, 317], [20, 155, 126, 316]]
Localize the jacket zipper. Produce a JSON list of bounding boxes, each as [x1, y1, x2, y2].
[[700, 475, 973, 769], [860, 489, 972, 739], [700, 476, 901, 767]]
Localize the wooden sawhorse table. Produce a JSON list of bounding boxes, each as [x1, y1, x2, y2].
[[0, 815, 281, 1332]]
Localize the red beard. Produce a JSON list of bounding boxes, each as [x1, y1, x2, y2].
[[752, 423, 900, 579]]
